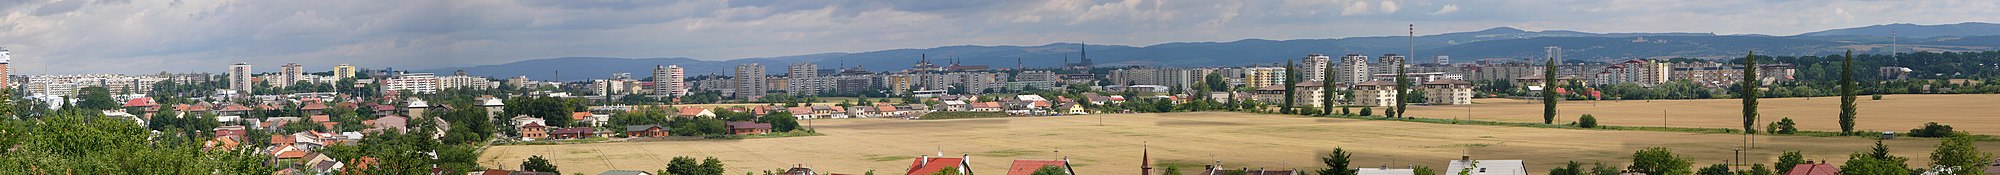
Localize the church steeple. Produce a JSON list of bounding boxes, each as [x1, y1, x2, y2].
[[1142, 144, 1153, 175]]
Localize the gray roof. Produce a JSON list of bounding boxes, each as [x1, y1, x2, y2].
[[1446, 160, 1527, 175], [624, 125, 664, 132]]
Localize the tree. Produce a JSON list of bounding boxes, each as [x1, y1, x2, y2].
[[1283, 60, 1298, 114], [1359, 107, 1372, 117], [1839, 50, 1858, 134], [665, 156, 701, 175], [930, 167, 961, 175], [1543, 56, 1558, 124], [1030, 165, 1067, 175], [1839, 140, 1910, 175], [1323, 59, 1339, 115], [1629, 147, 1693, 175], [1579, 114, 1599, 128], [1776, 151, 1804, 175], [522, 155, 561, 174], [76, 87, 119, 110], [1550, 161, 1584, 175], [1317, 147, 1355, 175], [1589, 162, 1620, 175], [1394, 56, 1408, 118], [1413, 165, 1437, 175], [1207, 73, 1228, 92], [758, 111, 801, 132], [1745, 164, 1775, 175], [1696, 163, 1731, 175], [1929, 134, 1995, 175], [1165, 165, 1184, 175], [1742, 51, 1760, 133], [701, 157, 726, 175]]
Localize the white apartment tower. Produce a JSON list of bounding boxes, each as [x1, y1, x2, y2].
[[334, 64, 356, 79], [1373, 54, 1407, 76], [653, 65, 689, 96], [1545, 46, 1563, 64], [280, 63, 304, 87], [229, 62, 254, 95], [787, 63, 820, 95], [735, 63, 766, 100], [1300, 54, 1332, 82], [1435, 55, 1450, 65], [1337, 54, 1371, 85]]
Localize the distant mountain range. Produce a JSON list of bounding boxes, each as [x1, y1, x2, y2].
[[420, 22, 2000, 80]]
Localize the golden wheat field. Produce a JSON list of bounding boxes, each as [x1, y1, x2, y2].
[[480, 111, 1998, 175]]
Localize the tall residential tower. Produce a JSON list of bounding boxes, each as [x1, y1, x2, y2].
[[735, 63, 766, 100], [653, 65, 687, 96], [229, 63, 254, 95]]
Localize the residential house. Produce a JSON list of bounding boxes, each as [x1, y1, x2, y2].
[[906, 154, 973, 175], [1785, 161, 1837, 175], [726, 122, 773, 135], [1196, 161, 1298, 175], [874, 104, 903, 118], [624, 125, 668, 138], [1445, 156, 1527, 175], [788, 107, 818, 119], [573, 112, 609, 127], [362, 115, 409, 134], [300, 102, 329, 115], [1006, 159, 1074, 175], [213, 125, 247, 139], [600, 170, 657, 175], [781, 165, 818, 175], [551, 127, 596, 139], [940, 100, 969, 112], [677, 107, 717, 118], [520, 120, 548, 140], [1063, 103, 1088, 115], [970, 102, 1004, 112]]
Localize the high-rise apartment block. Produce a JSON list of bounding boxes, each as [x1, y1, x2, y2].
[[1372, 54, 1406, 76], [334, 64, 356, 79], [1337, 54, 1371, 85], [1300, 54, 1332, 82], [787, 63, 820, 95], [653, 65, 688, 96], [735, 63, 766, 100], [280, 63, 304, 87], [229, 63, 253, 95]]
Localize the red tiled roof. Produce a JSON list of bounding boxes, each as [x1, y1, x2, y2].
[[122, 98, 156, 107], [572, 112, 593, 120], [271, 135, 295, 145], [302, 102, 329, 110], [275, 150, 308, 159], [1006, 160, 1066, 175], [876, 105, 897, 112], [219, 104, 252, 112], [906, 157, 965, 175], [677, 107, 709, 116], [726, 122, 772, 129], [310, 115, 331, 123], [1785, 163, 1838, 175]]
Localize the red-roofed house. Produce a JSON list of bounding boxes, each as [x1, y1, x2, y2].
[[219, 104, 253, 116], [519, 121, 548, 140], [678, 107, 716, 118], [725, 122, 772, 135], [301, 102, 330, 115], [1007, 159, 1073, 175], [310, 115, 332, 123], [906, 155, 972, 175], [1785, 161, 1838, 175], [970, 102, 1003, 112], [122, 97, 157, 108]]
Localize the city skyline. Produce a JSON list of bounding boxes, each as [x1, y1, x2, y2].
[[1, 0, 1996, 75]]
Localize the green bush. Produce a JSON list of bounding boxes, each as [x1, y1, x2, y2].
[[1358, 107, 1373, 116], [1872, 94, 1882, 100], [1775, 117, 1797, 134], [1909, 122, 1955, 137], [1578, 114, 1598, 128]]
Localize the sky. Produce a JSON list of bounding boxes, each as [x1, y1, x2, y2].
[[2, 0, 1996, 75]]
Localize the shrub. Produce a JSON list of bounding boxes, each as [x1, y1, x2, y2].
[[1578, 114, 1598, 128], [1359, 107, 1373, 116], [1775, 117, 1797, 134], [1872, 94, 1882, 100], [1909, 122, 1955, 137]]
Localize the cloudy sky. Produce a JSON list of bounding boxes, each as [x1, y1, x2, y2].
[[2, 0, 1995, 74]]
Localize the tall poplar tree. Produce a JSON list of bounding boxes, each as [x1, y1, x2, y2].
[[1839, 50, 1858, 134], [1394, 57, 1408, 118], [1282, 61, 1297, 114], [1742, 52, 1759, 133], [1542, 56, 1557, 124], [1323, 60, 1338, 115]]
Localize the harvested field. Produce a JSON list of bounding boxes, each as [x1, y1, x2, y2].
[[1400, 94, 2000, 135], [482, 112, 1999, 175]]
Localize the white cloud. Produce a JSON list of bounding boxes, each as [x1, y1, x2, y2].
[[1341, 1, 1371, 16], [1379, 0, 1399, 14], [1432, 4, 1459, 15], [0, 0, 1996, 74]]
